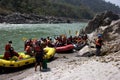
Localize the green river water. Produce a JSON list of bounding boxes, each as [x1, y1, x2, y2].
[[0, 23, 87, 54]]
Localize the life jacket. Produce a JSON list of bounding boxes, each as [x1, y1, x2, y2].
[[34, 45, 43, 57], [5, 44, 11, 51], [24, 40, 31, 50], [32, 39, 37, 46], [3, 52, 11, 60], [34, 46, 40, 52], [34, 45, 43, 52], [25, 46, 32, 53], [62, 37, 67, 44], [77, 37, 81, 43], [95, 39, 102, 46]]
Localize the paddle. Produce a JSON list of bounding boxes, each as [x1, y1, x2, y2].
[[22, 37, 27, 41], [75, 30, 79, 36], [69, 30, 71, 35], [22, 37, 38, 41]]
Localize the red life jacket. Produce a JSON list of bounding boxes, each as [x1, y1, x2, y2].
[[95, 39, 102, 46], [3, 52, 11, 60], [25, 46, 32, 53], [34, 45, 41, 52], [5, 44, 11, 51]]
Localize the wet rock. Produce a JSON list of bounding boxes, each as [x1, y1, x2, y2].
[[0, 15, 3, 23], [77, 45, 95, 57]]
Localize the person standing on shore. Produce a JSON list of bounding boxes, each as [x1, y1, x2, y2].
[[34, 41, 44, 71], [95, 34, 103, 56]]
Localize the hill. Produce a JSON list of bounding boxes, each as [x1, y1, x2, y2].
[[49, 0, 120, 14], [0, 0, 93, 19], [0, 0, 120, 23]]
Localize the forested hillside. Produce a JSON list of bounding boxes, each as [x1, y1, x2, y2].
[[0, 0, 93, 19], [49, 0, 120, 14], [0, 0, 119, 19]]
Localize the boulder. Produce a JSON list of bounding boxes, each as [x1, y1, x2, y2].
[[102, 19, 120, 41], [77, 45, 95, 57], [85, 11, 119, 34]]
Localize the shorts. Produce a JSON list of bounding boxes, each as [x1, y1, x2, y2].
[[35, 54, 43, 63]]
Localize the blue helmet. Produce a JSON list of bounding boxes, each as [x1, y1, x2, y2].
[[98, 34, 102, 38]]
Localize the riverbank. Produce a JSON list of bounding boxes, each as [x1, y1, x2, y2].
[[1, 50, 120, 80]]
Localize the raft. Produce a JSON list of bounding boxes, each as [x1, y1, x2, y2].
[[55, 44, 74, 53], [0, 52, 35, 68], [44, 47, 56, 59], [0, 47, 56, 68], [74, 43, 86, 51]]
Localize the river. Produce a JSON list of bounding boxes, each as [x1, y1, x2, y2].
[[0, 23, 87, 54]]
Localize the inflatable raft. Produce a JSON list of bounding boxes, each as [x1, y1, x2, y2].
[[0, 47, 56, 68], [44, 47, 56, 59], [55, 44, 74, 53], [0, 52, 35, 68], [74, 43, 86, 51]]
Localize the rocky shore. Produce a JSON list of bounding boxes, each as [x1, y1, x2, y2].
[[0, 13, 81, 24], [0, 11, 120, 80]]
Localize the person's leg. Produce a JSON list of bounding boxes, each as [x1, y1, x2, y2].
[[35, 63, 37, 71], [96, 48, 101, 56], [39, 62, 42, 71], [35, 56, 39, 71]]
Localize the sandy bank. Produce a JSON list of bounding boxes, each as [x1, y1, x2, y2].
[[2, 51, 120, 80], [22, 59, 120, 80]]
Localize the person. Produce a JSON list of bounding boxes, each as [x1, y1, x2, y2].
[[95, 34, 103, 56], [41, 38, 47, 48], [24, 39, 33, 50], [34, 41, 44, 71], [46, 36, 51, 47], [4, 41, 19, 60], [83, 34, 88, 42], [25, 44, 34, 56]]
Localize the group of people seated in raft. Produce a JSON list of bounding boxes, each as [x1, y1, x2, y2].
[[3, 40, 45, 71], [3, 34, 88, 60], [24, 34, 88, 55]]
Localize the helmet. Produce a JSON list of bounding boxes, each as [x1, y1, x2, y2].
[[9, 40, 12, 44], [98, 34, 102, 38]]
